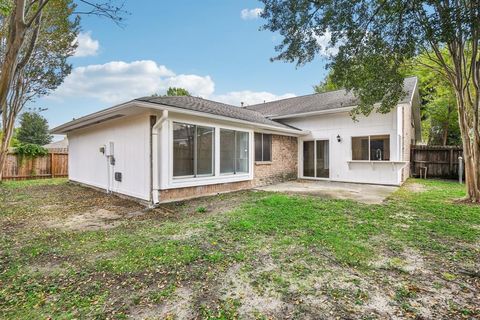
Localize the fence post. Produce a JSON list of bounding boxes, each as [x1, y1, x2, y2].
[[458, 156, 463, 184], [449, 148, 454, 174], [51, 153, 55, 178]]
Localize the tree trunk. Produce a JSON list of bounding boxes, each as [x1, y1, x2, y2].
[[456, 97, 480, 202], [442, 123, 449, 146], [0, 119, 14, 182]]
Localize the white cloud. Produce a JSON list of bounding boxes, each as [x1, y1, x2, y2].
[[166, 74, 215, 98], [50, 60, 213, 103], [315, 30, 340, 56], [213, 91, 295, 106], [240, 8, 263, 20], [73, 31, 100, 57], [49, 60, 295, 107]]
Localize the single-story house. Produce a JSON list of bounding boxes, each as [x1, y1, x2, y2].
[[51, 77, 421, 204], [44, 137, 69, 153]]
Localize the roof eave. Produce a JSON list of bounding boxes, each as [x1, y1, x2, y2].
[[269, 105, 356, 120], [51, 100, 308, 136], [50, 100, 137, 134], [134, 100, 308, 136]]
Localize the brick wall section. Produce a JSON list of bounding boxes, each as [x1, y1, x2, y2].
[[159, 134, 298, 202], [253, 134, 298, 187]]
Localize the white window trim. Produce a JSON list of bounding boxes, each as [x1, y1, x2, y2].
[[172, 122, 215, 179], [167, 118, 253, 189]]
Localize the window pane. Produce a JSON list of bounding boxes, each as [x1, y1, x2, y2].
[[173, 123, 194, 176], [316, 140, 329, 178], [236, 131, 249, 173], [197, 126, 214, 175], [220, 129, 235, 173], [370, 135, 390, 161], [254, 133, 262, 161], [263, 134, 272, 161], [352, 136, 369, 160], [303, 141, 315, 177]]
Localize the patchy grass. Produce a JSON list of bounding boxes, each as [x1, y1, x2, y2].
[[0, 178, 479, 319]]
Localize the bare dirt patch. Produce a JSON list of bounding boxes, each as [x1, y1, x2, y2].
[[43, 208, 148, 231], [405, 182, 427, 193], [222, 264, 288, 318], [130, 286, 194, 320]]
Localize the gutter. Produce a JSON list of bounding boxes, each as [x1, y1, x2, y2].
[[268, 106, 356, 120], [151, 110, 168, 205]]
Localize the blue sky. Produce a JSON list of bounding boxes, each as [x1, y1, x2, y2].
[[36, 0, 330, 132]]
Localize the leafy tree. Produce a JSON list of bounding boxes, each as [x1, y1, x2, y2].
[[166, 87, 191, 96], [261, 0, 480, 202], [151, 87, 191, 97], [0, 0, 127, 181], [16, 110, 51, 145], [313, 72, 340, 93], [403, 53, 461, 146]]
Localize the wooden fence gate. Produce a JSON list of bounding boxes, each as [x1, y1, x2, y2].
[[411, 145, 463, 179], [2, 151, 68, 180]]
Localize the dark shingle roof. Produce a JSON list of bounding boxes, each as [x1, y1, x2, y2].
[[136, 96, 298, 130], [246, 77, 418, 118]]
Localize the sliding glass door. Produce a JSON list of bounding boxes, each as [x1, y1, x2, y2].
[[303, 140, 329, 178]]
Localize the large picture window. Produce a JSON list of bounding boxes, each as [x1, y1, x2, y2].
[[352, 135, 390, 161], [254, 133, 272, 162], [173, 122, 214, 177], [220, 129, 249, 174]]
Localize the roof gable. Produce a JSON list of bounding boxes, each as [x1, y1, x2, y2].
[[136, 96, 297, 130]]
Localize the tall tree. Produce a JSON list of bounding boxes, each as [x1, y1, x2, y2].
[[261, 0, 480, 202], [166, 87, 191, 96], [404, 53, 461, 146], [0, 0, 126, 181], [313, 71, 340, 93], [16, 110, 51, 145]]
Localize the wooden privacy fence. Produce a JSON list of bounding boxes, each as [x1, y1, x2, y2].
[[2, 151, 68, 180], [411, 145, 463, 179]]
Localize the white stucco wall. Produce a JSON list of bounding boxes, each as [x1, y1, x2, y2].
[[284, 108, 408, 185], [67, 112, 152, 200]]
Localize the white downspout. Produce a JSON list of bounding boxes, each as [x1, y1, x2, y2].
[[151, 110, 168, 204]]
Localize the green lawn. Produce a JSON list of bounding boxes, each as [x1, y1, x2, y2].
[[0, 178, 478, 319]]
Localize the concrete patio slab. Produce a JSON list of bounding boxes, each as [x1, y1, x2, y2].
[[256, 180, 398, 204]]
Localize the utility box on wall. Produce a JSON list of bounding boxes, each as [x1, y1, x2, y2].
[[114, 172, 122, 182]]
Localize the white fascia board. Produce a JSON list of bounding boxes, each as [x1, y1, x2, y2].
[[269, 106, 356, 120]]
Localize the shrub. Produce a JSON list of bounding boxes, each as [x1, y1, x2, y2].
[[14, 143, 48, 158]]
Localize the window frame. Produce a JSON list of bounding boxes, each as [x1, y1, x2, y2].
[[351, 134, 391, 161], [302, 139, 330, 178], [254, 133, 272, 162], [172, 121, 215, 178], [220, 128, 250, 175]]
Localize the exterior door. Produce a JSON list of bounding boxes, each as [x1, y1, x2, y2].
[[316, 140, 329, 178], [303, 140, 329, 178]]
